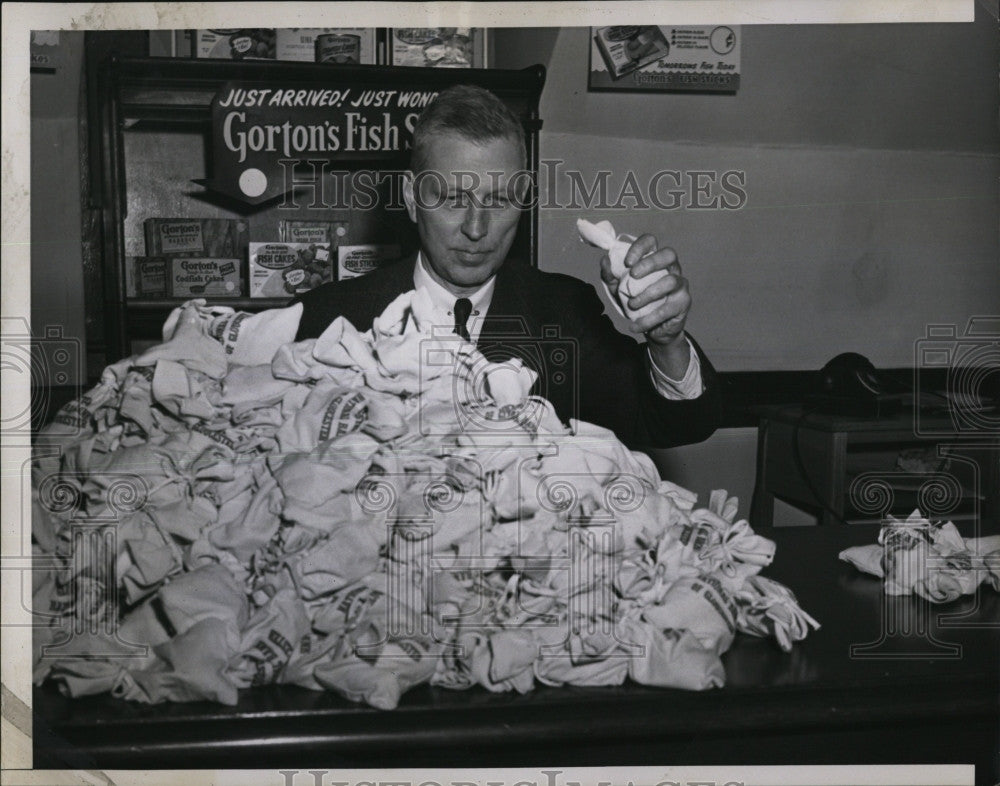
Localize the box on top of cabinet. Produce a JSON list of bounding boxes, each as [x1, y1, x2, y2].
[[275, 28, 376, 63], [193, 29, 276, 60], [389, 28, 486, 68]]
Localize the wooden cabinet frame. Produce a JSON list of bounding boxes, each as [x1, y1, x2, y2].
[[92, 56, 545, 362]]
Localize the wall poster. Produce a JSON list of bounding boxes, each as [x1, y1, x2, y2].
[[589, 25, 741, 92]]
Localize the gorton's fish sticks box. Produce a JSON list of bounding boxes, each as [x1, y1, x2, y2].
[[337, 244, 401, 280]]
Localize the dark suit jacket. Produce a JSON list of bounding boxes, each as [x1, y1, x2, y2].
[[293, 255, 722, 450]]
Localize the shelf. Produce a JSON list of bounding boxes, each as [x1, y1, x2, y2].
[[126, 298, 295, 340], [122, 105, 212, 124], [108, 56, 547, 96], [128, 297, 292, 309]]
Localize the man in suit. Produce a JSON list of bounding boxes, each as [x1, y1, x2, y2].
[[295, 85, 721, 450]]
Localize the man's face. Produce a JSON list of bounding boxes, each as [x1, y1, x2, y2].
[[403, 132, 526, 294]]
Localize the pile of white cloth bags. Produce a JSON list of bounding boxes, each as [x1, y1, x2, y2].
[[32, 292, 818, 709]]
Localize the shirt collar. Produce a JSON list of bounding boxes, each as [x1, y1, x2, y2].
[[413, 251, 496, 316]]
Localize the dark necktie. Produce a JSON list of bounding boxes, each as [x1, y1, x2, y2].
[[453, 297, 472, 341]]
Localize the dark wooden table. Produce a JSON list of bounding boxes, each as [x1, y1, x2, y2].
[[34, 523, 1000, 783]]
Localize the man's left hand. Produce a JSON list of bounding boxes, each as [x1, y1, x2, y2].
[[600, 234, 691, 345], [600, 233, 693, 380]]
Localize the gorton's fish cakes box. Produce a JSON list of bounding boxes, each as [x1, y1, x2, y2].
[[250, 242, 333, 297]]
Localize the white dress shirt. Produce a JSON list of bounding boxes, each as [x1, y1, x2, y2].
[[412, 253, 703, 400], [413, 253, 496, 343]]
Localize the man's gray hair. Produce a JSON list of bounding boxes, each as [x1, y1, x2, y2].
[[410, 84, 526, 173]]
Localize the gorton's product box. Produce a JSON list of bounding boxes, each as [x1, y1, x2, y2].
[[250, 242, 333, 298], [134, 257, 168, 297], [390, 28, 484, 68], [168, 258, 242, 297], [193, 29, 276, 60], [278, 219, 349, 245], [337, 244, 402, 280], [144, 218, 249, 258], [275, 28, 375, 63]]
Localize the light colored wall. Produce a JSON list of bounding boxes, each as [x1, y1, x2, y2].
[[537, 138, 998, 371], [499, 19, 998, 153]]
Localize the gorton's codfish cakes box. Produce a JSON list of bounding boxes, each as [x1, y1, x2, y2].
[[168, 258, 242, 297]]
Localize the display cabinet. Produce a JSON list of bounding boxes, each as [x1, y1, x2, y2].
[[92, 56, 544, 362]]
